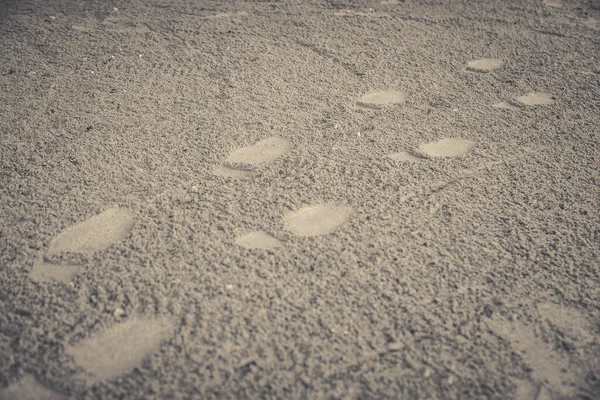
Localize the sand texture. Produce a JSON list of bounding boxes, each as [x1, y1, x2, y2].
[[1, 0, 599, 399]]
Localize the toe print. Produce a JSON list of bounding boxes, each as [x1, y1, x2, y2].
[[66, 316, 175, 384], [418, 138, 476, 158], [283, 204, 353, 237], [517, 92, 556, 106], [235, 231, 283, 250], [466, 58, 504, 72], [30, 208, 135, 283], [355, 90, 407, 110]]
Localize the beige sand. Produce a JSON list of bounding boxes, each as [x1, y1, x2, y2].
[[0, 0, 598, 398]]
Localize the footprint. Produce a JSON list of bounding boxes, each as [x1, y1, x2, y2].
[[543, 0, 563, 8], [355, 90, 407, 110], [65, 316, 175, 383], [487, 318, 578, 397], [581, 17, 599, 30], [235, 231, 283, 250], [0, 375, 65, 400], [387, 151, 423, 163], [226, 137, 290, 166], [514, 379, 541, 400], [283, 204, 353, 237], [30, 208, 135, 283], [466, 58, 504, 72], [492, 101, 520, 110], [215, 137, 290, 178], [517, 92, 556, 106], [537, 302, 594, 343], [418, 138, 476, 158]]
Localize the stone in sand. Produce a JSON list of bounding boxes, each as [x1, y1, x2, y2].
[[466, 58, 504, 72], [235, 231, 283, 250], [0, 374, 65, 400], [283, 204, 353, 237], [388, 152, 422, 162], [226, 137, 291, 166], [66, 316, 175, 383], [418, 138, 476, 157], [517, 92, 556, 106], [357, 91, 407, 109], [46, 208, 135, 256]]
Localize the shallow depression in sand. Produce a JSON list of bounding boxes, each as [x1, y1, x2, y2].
[[517, 92, 556, 106], [226, 137, 291, 167], [388, 151, 422, 162], [487, 318, 577, 396], [66, 316, 175, 383], [30, 208, 135, 283], [0, 374, 65, 400], [493, 101, 519, 110], [46, 208, 135, 256], [537, 302, 594, 342], [418, 138, 476, 157], [235, 231, 283, 250], [283, 204, 353, 237], [466, 58, 504, 72], [356, 91, 407, 109]]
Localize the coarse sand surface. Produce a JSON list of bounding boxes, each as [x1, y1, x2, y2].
[[1, 0, 599, 399]]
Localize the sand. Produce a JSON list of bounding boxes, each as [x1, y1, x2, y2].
[[1, 0, 599, 399]]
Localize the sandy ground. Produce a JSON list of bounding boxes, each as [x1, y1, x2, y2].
[[0, 0, 599, 398]]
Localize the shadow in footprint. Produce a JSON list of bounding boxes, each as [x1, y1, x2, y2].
[[283, 204, 353, 237], [30, 208, 136, 283], [65, 316, 175, 384]]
